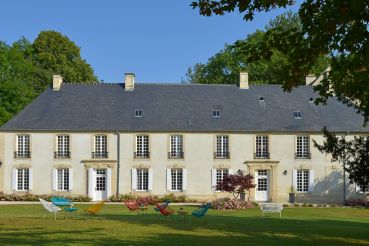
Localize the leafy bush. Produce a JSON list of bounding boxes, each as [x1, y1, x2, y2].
[[109, 193, 192, 203], [345, 199, 369, 207], [211, 197, 254, 210], [0, 192, 91, 202]]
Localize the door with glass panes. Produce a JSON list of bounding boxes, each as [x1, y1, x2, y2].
[[255, 170, 269, 201], [94, 169, 107, 201]]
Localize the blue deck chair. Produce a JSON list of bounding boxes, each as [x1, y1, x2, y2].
[[51, 196, 72, 207], [192, 202, 211, 219]]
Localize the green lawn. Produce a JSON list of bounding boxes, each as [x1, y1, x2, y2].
[[0, 204, 368, 245]]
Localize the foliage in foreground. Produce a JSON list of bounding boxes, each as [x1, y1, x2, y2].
[[185, 12, 330, 85]]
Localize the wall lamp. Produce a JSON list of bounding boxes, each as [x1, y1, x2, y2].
[[283, 170, 288, 175]]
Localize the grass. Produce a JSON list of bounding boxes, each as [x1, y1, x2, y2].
[[0, 204, 368, 245]]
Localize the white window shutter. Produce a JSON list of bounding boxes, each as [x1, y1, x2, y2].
[[355, 184, 362, 192], [12, 168, 17, 191], [106, 168, 112, 198], [166, 169, 172, 191], [131, 168, 137, 190], [148, 168, 153, 191], [292, 169, 297, 190], [28, 168, 33, 191], [211, 169, 217, 191], [52, 168, 57, 191], [309, 169, 315, 192], [182, 169, 187, 191], [88, 168, 94, 198], [68, 168, 73, 191]]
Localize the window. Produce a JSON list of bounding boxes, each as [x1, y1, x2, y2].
[[255, 136, 269, 158], [358, 184, 369, 193], [57, 169, 69, 191], [93, 135, 108, 158], [216, 169, 228, 190], [169, 135, 183, 158], [256, 170, 268, 191], [296, 136, 310, 158], [15, 135, 30, 158], [135, 109, 143, 117], [135, 135, 149, 158], [137, 169, 149, 191], [215, 135, 229, 158], [212, 110, 220, 117], [96, 169, 106, 191], [293, 111, 302, 119], [55, 135, 70, 158], [17, 168, 29, 191], [296, 170, 309, 192], [171, 169, 183, 191]]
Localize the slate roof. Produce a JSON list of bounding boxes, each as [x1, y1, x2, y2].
[[1, 83, 368, 132]]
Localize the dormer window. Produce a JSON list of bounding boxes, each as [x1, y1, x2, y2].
[[293, 111, 302, 119], [135, 109, 143, 117], [212, 110, 220, 118]]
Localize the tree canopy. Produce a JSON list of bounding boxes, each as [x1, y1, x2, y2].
[[185, 12, 330, 85], [0, 30, 97, 125]]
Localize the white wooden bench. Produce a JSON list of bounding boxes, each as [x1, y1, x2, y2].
[[260, 203, 283, 218]]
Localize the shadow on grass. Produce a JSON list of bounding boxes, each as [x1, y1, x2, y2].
[[0, 207, 368, 245]]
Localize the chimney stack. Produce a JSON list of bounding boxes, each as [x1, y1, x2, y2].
[[305, 74, 317, 86], [53, 75, 63, 91], [239, 72, 249, 89], [124, 73, 135, 91]]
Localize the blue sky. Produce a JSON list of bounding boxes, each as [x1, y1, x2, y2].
[[0, 0, 299, 83]]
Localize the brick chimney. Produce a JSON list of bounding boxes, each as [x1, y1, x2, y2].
[[239, 72, 249, 89], [124, 73, 135, 91], [53, 75, 63, 91]]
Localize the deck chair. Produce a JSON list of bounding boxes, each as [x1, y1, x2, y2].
[[156, 203, 174, 219], [39, 198, 61, 220], [51, 196, 72, 207], [84, 201, 106, 215], [192, 203, 211, 219], [154, 200, 170, 214], [124, 200, 148, 215]]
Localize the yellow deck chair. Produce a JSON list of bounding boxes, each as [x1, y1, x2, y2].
[[84, 201, 106, 215]]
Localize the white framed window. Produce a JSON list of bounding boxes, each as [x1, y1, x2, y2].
[[135, 135, 149, 158], [293, 169, 316, 193], [171, 169, 183, 191], [212, 110, 220, 117], [137, 169, 149, 191], [94, 135, 108, 158], [135, 109, 143, 117], [169, 135, 183, 158], [17, 168, 29, 191], [57, 169, 70, 191], [296, 136, 310, 158], [255, 136, 269, 158], [56, 135, 70, 158], [216, 169, 228, 190], [15, 135, 30, 158], [215, 135, 229, 158]]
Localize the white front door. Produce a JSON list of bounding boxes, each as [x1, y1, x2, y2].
[[94, 168, 107, 201], [255, 170, 269, 201]]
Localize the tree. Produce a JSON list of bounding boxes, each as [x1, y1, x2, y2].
[[313, 127, 369, 192], [32, 30, 97, 84], [191, 0, 369, 123], [185, 12, 330, 85], [216, 170, 256, 201], [0, 31, 98, 126]]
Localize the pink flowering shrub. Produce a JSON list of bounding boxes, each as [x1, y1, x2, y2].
[[212, 197, 254, 210], [345, 199, 369, 207]]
